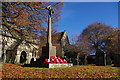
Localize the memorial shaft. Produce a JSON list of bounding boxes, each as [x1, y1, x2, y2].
[[47, 10, 52, 45]]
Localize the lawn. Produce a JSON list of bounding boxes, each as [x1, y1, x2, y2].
[[2, 63, 120, 79]]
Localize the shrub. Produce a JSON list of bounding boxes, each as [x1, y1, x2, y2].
[[9, 55, 15, 64]]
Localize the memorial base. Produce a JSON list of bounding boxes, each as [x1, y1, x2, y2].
[[42, 44, 56, 59], [49, 63, 73, 68]]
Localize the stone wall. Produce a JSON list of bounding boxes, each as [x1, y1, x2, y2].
[[1, 25, 40, 64]]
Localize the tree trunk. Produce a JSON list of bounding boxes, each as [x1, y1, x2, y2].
[[2, 38, 6, 63], [84, 54, 87, 65], [104, 53, 106, 66], [3, 53, 6, 63], [77, 53, 80, 65]]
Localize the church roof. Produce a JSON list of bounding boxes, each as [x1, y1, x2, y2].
[[39, 32, 65, 47], [7, 40, 22, 50]]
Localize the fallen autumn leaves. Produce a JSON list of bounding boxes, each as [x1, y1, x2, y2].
[[2, 63, 120, 78]]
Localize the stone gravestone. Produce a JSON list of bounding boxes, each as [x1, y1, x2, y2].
[[96, 49, 105, 66], [42, 5, 56, 60], [114, 54, 120, 67], [106, 54, 112, 65]]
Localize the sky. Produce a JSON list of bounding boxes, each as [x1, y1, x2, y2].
[[57, 2, 118, 44]]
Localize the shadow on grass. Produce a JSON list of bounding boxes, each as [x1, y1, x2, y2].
[[21, 63, 48, 68], [21, 58, 48, 68]]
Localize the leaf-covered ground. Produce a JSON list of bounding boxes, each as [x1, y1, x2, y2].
[[2, 63, 120, 79]]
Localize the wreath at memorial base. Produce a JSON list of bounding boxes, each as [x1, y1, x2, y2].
[[44, 56, 67, 64]]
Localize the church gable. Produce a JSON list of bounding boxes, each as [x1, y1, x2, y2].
[[39, 30, 69, 57]]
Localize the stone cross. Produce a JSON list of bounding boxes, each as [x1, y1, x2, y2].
[[46, 5, 54, 46]]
